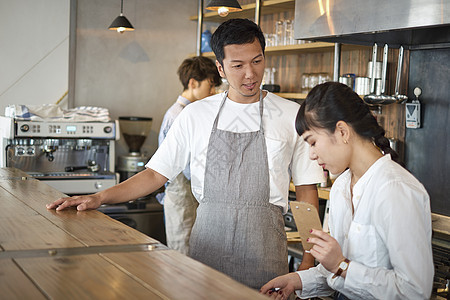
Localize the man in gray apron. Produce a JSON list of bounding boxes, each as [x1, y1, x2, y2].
[[189, 90, 287, 288], [47, 18, 324, 291]]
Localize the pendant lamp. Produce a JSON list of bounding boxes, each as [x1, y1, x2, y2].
[[109, 0, 135, 33], [206, 0, 242, 17]]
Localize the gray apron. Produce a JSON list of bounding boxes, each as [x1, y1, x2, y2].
[[163, 172, 198, 255], [189, 91, 288, 289]]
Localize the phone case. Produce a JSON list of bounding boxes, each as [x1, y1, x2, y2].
[[290, 201, 322, 251]]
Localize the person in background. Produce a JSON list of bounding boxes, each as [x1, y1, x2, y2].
[[46, 18, 325, 289], [260, 82, 434, 300], [158, 56, 221, 255]]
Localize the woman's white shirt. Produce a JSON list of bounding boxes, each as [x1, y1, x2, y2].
[[147, 92, 324, 213], [296, 155, 434, 300]]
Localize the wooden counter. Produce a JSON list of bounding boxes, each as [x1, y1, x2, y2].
[[289, 181, 330, 200], [0, 168, 269, 299]]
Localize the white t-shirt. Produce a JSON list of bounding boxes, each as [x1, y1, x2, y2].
[[147, 91, 324, 213], [296, 155, 433, 299]]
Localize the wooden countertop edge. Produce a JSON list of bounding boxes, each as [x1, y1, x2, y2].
[[432, 213, 450, 239]]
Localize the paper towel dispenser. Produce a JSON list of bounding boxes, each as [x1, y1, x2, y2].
[[294, 0, 450, 48]]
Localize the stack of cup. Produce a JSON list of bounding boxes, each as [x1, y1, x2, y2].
[[274, 19, 297, 46], [301, 73, 331, 93], [367, 61, 384, 95], [354, 77, 370, 95], [339, 73, 355, 90]]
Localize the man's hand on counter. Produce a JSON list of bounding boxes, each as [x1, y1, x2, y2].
[[46, 193, 103, 211], [46, 168, 169, 212]]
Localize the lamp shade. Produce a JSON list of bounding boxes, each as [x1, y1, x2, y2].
[[109, 0, 134, 33], [109, 14, 135, 33], [206, 0, 242, 12]]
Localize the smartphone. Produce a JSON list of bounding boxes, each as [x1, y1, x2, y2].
[[290, 201, 322, 251]]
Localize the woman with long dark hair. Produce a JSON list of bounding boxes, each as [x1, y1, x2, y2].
[[260, 82, 433, 300]]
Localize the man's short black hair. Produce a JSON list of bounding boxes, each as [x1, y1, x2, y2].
[[211, 18, 265, 66]]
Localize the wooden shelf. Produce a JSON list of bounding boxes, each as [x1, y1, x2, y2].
[[267, 43, 369, 55], [199, 42, 336, 58], [274, 92, 307, 99], [318, 187, 331, 200], [266, 42, 337, 55], [274, 93, 367, 100], [190, 0, 295, 22]]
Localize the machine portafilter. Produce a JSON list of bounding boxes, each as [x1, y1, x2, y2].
[[42, 139, 59, 162]]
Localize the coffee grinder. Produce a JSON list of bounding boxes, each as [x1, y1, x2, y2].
[[117, 116, 153, 182]]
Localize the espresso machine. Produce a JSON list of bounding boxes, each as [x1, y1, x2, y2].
[[0, 116, 119, 195], [117, 116, 153, 182]]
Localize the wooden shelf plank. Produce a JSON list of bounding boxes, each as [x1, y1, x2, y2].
[[274, 92, 307, 99], [266, 42, 335, 55], [318, 187, 331, 200], [198, 42, 336, 58]]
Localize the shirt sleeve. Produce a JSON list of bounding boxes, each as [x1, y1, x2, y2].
[[291, 134, 325, 186], [147, 110, 190, 181], [295, 264, 335, 299], [158, 113, 175, 146], [336, 181, 434, 299]]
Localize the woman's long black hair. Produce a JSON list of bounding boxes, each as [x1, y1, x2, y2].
[[296, 82, 400, 163]]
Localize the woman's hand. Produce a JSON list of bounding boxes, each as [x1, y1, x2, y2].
[[308, 229, 346, 274], [260, 272, 302, 300], [46, 194, 102, 211]]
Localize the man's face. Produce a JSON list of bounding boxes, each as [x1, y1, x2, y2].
[[216, 39, 265, 103]]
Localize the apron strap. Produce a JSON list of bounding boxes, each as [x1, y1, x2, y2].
[[212, 90, 265, 133], [211, 91, 228, 131], [258, 91, 264, 134]]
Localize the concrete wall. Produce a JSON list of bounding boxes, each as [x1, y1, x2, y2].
[[73, 0, 198, 158], [0, 0, 70, 112], [1, 0, 198, 161]]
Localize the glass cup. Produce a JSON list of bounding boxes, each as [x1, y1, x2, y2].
[[284, 20, 294, 45], [263, 68, 273, 85], [270, 67, 277, 84], [309, 73, 319, 90], [264, 33, 270, 46], [269, 34, 276, 47], [301, 73, 310, 93], [275, 20, 285, 46], [318, 73, 330, 84]]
